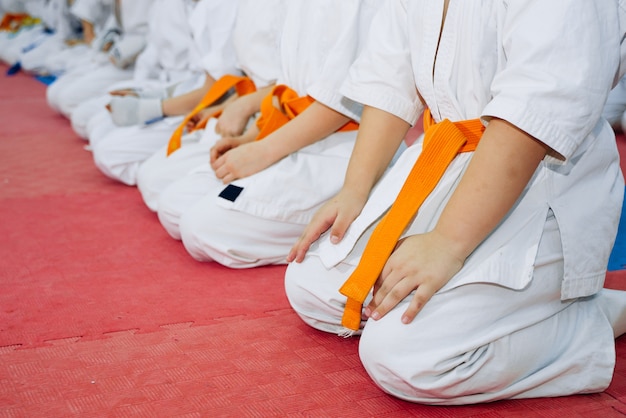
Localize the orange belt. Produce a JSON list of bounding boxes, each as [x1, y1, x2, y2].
[[255, 84, 359, 140], [338, 110, 485, 331], [166, 75, 257, 156], [0, 13, 38, 32]]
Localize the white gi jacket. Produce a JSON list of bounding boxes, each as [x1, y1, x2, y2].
[[42, 0, 81, 39], [0, 0, 25, 13], [22, 0, 45, 19], [70, 0, 111, 34], [233, 0, 284, 88], [217, 0, 385, 225], [320, 0, 625, 300], [132, 0, 238, 97], [101, 0, 152, 68]]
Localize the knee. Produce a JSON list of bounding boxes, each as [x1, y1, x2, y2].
[[136, 160, 158, 212], [87, 112, 113, 145], [178, 204, 269, 267], [284, 258, 351, 334], [92, 137, 135, 185], [358, 316, 494, 404], [358, 321, 438, 403], [92, 138, 113, 171], [178, 206, 215, 262], [157, 185, 185, 240], [284, 261, 313, 315], [58, 89, 79, 117], [46, 83, 61, 112], [70, 108, 89, 140]]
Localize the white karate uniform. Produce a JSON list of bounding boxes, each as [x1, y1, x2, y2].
[[68, 0, 196, 142], [285, 0, 626, 404], [136, 0, 286, 212], [90, 0, 239, 186], [41, 0, 112, 76], [47, 0, 151, 118], [18, 0, 82, 75], [0, 0, 49, 66], [603, 75, 626, 131], [0, 0, 24, 13], [155, 0, 381, 268]]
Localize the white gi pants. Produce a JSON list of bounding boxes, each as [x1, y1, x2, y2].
[[91, 116, 183, 186], [48, 62, 131, 118], [71, 77, 161, 140], [0, 25, 44, 65], [68, 95, 110, 139], [136, 118, 220, 211], [43, 42, 93, 76], [285, 212, 624, 404], [19, 31, 64, 74], [157, 162, 303, 268]]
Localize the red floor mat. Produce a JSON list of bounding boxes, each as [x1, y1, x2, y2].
[[0, 68, 289, 348], [0, 189, 289, 347], [2, 315, 626, 418], [2, 64, 626, 416]]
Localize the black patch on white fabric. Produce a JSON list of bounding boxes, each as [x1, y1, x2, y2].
[[219, 184, 244, 202]]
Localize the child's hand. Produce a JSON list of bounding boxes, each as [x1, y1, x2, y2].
[[287, 189, 368, 263], [210, 137, 244, 163], [364, 231, 464, 325], [65, 39, 84, 47], [215, 95, 254, 138], [109, 88, 138, 98], [186, 107, 214, 131], [211, 139, 272, 183], [209, 126, 257, 163]]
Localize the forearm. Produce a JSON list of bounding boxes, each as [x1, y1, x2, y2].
[[81, 20, 95, 45], [342, 106, 409, 200], [434, 118, 548, 261], [262, 101, 351, 161], [161, 73, 217, 117], [239, 85, 274, 116]]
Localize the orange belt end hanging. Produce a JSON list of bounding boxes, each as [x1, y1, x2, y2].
[[338, 110, 485, 331], [166, 75, 256, 156]]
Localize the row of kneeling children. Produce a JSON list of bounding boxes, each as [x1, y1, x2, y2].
[[3, 0, 626, 406]]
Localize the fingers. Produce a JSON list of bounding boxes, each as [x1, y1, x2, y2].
[[209, 139, 233, 165], [287, 215, 335, 263], [328, 210, 355, 244], [109, 89, 138, 97], [209, 146, 219, 164], [211, 154, 240, 184], [188, 113, 203, 130], [365, 271, 435, 324], [401, 286, 434, 324], [197, 113, 211, 130], [365, 263, 438, 324], [213, 166, 235, 184], [211, 157, 230, 184], [287, 232, 317, 263], [215, 124, 239, 139]]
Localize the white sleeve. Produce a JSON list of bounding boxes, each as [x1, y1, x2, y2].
[[133, 42, 160, 81], [70, 0, 107, 24], [119, 0, 152, 35], [482, 0, 621, 161], [340, 0, 421, 125], [306, 0, 372, 122], [617, 0, 626, 82], [192, 0, 240, 79]]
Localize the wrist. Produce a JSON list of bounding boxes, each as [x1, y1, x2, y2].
[[239, 94, 258, 117], [430, 224, 474, 264]]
